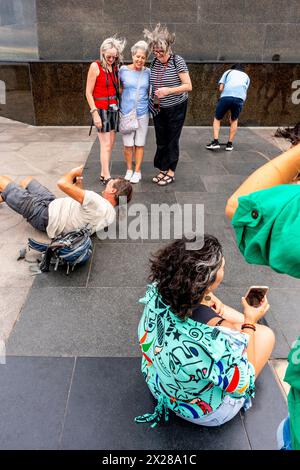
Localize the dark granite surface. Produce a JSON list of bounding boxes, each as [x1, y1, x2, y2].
[[2, 126, 293, 449], [1, 1, 300, 62], [1, 62, 299, 126], [0, 357, 286, 450], [0, 64, 35, 124]]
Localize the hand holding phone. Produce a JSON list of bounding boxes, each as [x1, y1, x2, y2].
[[245, 286, 269, 307], [242, 286, 270, 324]]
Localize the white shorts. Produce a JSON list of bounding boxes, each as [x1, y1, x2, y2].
[[122, 113, 149, 147], [177, 395, 248, 427]]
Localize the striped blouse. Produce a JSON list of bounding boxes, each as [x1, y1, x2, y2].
[[150, 54, 189, 108]]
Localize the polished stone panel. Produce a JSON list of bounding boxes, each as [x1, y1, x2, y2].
[[37, 22, 83, 61], [30, 62, 86, 125], [1, 62, 300, 126], [151, 0, 198, 23], [244, 0, 298, 23], [175, 24, 219, 61], [0, 24, 38, 61], [0, 63, 35, 124], [198, 0, 245, 24], [187, 63, 300, 126], [1, 1, 299, 62], [217, 24, 265, 62], [0, 0, 38, 61], [81, 23, 152, 61], [0, 0, 36, 26], [264, 24, 300, 62], [103, 0, 150, 24], [36, 0, 104, 24]]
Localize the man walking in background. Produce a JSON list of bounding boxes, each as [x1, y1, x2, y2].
[[206, 64, 250, 151]]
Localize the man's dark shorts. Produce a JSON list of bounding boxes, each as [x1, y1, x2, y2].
[[1, 179, 56, 232], [215, 96, 244, 121]]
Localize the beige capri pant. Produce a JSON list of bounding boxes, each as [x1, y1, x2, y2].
[[122, 113, 149, 147]]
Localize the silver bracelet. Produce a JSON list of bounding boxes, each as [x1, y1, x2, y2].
[[90, 108, 98, 114]]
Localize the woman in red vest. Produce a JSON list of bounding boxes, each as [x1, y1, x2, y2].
[[86, 37, 126, 184]]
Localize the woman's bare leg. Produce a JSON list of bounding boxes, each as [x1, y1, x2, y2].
[[210, 319, 275, 377], [226, 142, 300, 219], [124, 146, 134, 171], [250, 324, 275, 377], [134, 146, 144, 173], [98, 131, 114, 179]]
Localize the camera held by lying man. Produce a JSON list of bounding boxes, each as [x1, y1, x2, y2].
[[0, 166, 133, 239]]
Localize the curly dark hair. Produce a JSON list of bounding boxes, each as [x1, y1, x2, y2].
[[149, 235, 223, 320]]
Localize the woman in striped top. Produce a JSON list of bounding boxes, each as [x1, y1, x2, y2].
[[144, 24, 192, 185]]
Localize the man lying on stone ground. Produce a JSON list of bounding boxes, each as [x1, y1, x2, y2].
[[0, 166, 133, 238]]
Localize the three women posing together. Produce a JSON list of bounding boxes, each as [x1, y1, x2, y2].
[[86, 24, 192, 187]]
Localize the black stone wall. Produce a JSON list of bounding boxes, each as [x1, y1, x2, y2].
[[1, 1, 300, 62], [1, 62, 299, 126], [1, 1, 299, 125]]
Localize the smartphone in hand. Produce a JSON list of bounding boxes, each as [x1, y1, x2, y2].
[[245, 286, 269, 307]]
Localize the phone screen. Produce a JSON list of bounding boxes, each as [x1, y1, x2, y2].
[[245, 287, 268, 307]]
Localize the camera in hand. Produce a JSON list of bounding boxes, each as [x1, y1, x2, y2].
[[109, 103, 118, 112], [245, 286, 269, 307], [153, 94, 159, 109]]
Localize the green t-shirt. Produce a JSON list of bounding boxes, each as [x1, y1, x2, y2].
[[284, 338, 300, 450], [136, 284, 255, 424], [232, 184, 300, 278]]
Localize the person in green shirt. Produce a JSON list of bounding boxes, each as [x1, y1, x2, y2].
[[277, 336, 300, 450], [135, 235, 274, 427], [225, 142, 300, 278]]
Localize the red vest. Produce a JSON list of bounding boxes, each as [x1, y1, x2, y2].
[[92, 61, 118, 110]]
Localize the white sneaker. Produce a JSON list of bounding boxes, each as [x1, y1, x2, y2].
[[130, 172, 142, 184], [124, 170, 133, 181]]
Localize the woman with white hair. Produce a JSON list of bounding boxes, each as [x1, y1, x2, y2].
[[144, 24, 192, 186], [86, 36, 126, 185], [119, 40, 150, 183]]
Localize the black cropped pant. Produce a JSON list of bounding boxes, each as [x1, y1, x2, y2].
[[153, 99, 188, 172]]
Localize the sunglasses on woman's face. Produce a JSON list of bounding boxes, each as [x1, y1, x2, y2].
[[106, 55, 118, 60], [153, 49, 164, 55]]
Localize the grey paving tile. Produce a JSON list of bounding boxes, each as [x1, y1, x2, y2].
[[61, 357, 250, 450], [32, 249, 93, 288], [266, 288, 300, 348], [242, 364, 287, 450], [175, 192, 228, 215], [0, 356, 74, 450], [88, 244, 160, 286], [6, 287, 144, 357], [192, 156, 228, 175], [220, 150, 270, 165], [139, 163, 207, 193], [215, 288, 291, 359], [201, 175, 247, 194], [221, 160, 263, 176], [220, 247, 300, 289]]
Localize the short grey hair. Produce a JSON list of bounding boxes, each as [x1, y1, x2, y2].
[[143, 23, 175, 53], [131, 40, 149, 58], [100, 36, 127, 63]]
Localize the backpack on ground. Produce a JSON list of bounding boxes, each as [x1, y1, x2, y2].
[[28, 226, 93, 275]]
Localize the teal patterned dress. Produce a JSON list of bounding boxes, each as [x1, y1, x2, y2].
[[136, 284, 255, 427]]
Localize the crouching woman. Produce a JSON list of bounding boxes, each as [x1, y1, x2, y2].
[[135, 235, 274, 427]]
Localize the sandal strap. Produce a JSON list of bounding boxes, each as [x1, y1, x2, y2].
[[152, 171, 167, 183], [157, 174, 175, 185]]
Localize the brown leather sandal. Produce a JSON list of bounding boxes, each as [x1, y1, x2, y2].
[[157, 174, 175, 186], [152, 171, 167, 183]]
